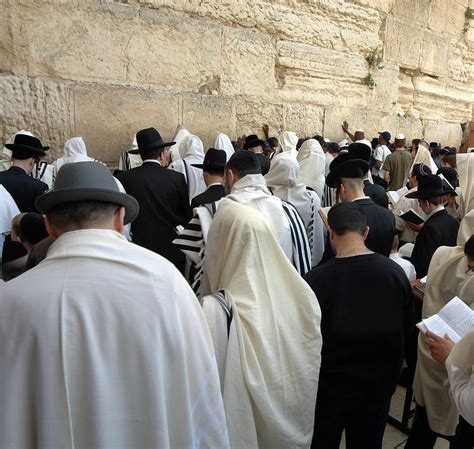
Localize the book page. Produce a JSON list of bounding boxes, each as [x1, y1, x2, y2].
[[421, 315, 461, 343], [397, 186, 408, 196], [387, 191, 399, 204], [438, 297, 474, 339]]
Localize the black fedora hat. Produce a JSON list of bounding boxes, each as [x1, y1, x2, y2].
[[136, 127, 175, 152], [348, 142, 376, 170], [244, 134, 264, 150], [35, 162, 139, 225], [326, 153, 369, 188], [192, 148, 227, 171], [406, 174, 451, 199], [5, 134, 48, 156]]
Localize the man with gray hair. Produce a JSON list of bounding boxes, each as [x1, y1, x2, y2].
[[0, 161, 229, 449]]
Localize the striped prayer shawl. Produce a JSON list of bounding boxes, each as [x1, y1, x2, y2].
[[280, 201, 312, 276]]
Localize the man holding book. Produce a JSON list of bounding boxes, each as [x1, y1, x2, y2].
[[406, 212, 474, 449]]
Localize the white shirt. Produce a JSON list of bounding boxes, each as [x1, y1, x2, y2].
[[445, 361, 474, 426], [389, 252, 416, 281], [426, 205, 445, 220], [373, 145, 391, 178], [142, 159, 162, 166]]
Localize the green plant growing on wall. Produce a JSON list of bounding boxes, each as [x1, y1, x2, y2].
[[464, 7, 473, 33], [362, 48, 382, 90]]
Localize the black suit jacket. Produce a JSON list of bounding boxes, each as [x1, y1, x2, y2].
[[364, 180, 388, 208], [411, 209, 459, 278], [319, 197, 396, 264], [117, 161, 192, 268], [191, 184, 225, 209], [0, 166, 48, 212]]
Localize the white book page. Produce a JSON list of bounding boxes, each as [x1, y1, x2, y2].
[[397, 186, 408, 196], [387, 191, 400, 204], [438, 297, 474, 339], [421, 315, 461, 343]]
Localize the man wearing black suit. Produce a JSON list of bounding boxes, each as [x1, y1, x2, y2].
[[0, 134, 48, 212], [243, 135, 271, 175], [319, 153, 396, 264], [190, 148, 226, 210], [117, 127, 192, 273], [407, 174, 459, 279], [348, 143, 388, 208]]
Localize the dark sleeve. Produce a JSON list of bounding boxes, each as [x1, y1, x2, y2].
[[177, 176, 193, 224], [401, 275, 415, 358], [410, 226, 437, 278]]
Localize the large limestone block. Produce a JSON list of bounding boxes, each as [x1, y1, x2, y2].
[[220, 27, 277, 97], [10, 2, 221, 93], [448, 40, 474, 83], [73, 83, 179, 163], [235, 98, 284, 139], [429, 0, 467, 36], [1, 75, 73, 160], [283, 104, 324, 137], [419, 31, 450, 76], [323, 106, 424, 144], [0, 0, 13, 72], [392, 0, 431, 25], [181, 95, 235, 149], [423, 121, 463, 148]]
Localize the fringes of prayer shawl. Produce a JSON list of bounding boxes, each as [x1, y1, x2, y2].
[[281, 201, 312, 276]]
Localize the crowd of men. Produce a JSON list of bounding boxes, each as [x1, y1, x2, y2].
[[0, 121, 473, 449]]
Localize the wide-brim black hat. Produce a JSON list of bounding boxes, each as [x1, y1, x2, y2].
[[5, 134, 48, 156], [348, 142, 375, 171], [35, 161, 139, 225], [326, 153, 369, 188], [244, 134, 264, 150], [406, 174, 454, 199], [136, 127, 175, 152], [191, 148, 227, 171]]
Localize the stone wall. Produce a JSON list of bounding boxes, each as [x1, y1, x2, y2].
[[1, 0, 473, 163]]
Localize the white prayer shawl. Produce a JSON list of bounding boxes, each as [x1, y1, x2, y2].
[[279, 131, 299, 159], [410, 146, 438, 175], [214, 132, 234, 161], [324, 152, 333, 176], [1, 130, 34, 172], [0, 184, 20, 233], [393, 186, 427, 243], [32, 161, 54, 188], [118, 134, 142, 171], [169, 125, 191, 162], [169, 134, 206, 203], [296, 139, 326, 199], [52, 137, 95, 185], [413, 211, 474, 436], [265, 153, 325, 266], [0, 229, 229, 449], [226, 174, 311, 274], [203, 201, 322, 449], [457, 153, 474, 219]]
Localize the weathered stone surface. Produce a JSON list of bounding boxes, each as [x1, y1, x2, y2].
[[1, 75, 73, 160], [181, 95, 235, 148], [1, 0, 472, 152], [423, 121, 463, 148], [73, 83, 179, 163]]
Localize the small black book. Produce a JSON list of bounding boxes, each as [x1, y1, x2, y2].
[[399, 209, 425, 225]]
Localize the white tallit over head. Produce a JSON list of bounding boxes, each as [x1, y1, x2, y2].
[[413, 210, 474, 436], [457, 153, 474, 219], [169, 125, 191, 162], [410, 145, 438, 174], [0, 185, 20, 233], [296, 138, 326, 198], [205, 200, 322, 449], [169, 134, 206, 203], [266, 152, 310, 222], [1, 130, 35, 172], [226, 174, 292, 259], [279, 131, 299, 158], [52, 137, 94, 183], [213, 132, 234, 161]]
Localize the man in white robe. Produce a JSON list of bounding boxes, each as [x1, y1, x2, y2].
[[0, 161, 229, 449], [202, 200, 322, 449], [266, 152, 325, 267], [406, 211, 474, 448], [297, 138, 326, 200]]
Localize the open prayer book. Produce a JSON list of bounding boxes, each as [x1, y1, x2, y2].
[[398, 208, 425, 225], [417, 296, 474, 344], [387, 186, 408, 205], [318, 207, 332, 227]]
